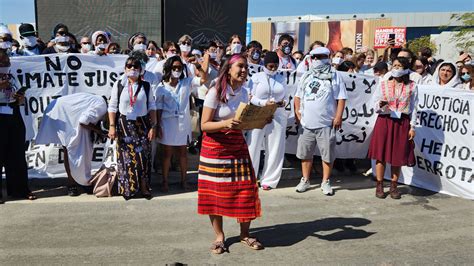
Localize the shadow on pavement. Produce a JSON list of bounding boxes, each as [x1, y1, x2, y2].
[[226, 217, 375, 249]]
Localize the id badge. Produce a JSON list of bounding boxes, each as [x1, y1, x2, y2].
[[390, 110, 402, 119]]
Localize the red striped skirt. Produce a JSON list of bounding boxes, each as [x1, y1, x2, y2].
[[197, 130, 261, 223], [368, 114, 415, 167]]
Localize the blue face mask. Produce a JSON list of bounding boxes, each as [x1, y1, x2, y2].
[[461, 73, 471, 82]]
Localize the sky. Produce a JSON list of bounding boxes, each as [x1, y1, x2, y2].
[[0, 0, 473, 24]]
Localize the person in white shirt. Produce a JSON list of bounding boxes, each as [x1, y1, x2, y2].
[[276, 34, 296, 71], [108, 55, 158, 200], [0, 51, 36, 203], [91, 31, 110, 56], [430, 61, 463, 88], [155, 54, 208, 192], [36, 93, 108, 196], [79, 36, 92, 54], [414, 57, 433, 85], [293, 47, 347, 195], [246, 52, 289, 190], [198, 54, 264, 254]]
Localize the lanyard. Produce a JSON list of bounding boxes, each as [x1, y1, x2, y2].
[[128, 83, 138, 108]]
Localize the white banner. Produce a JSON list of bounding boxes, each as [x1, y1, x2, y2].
[[284, 72, 377, 158], [10, 54, 128, 177], [398, 86, 474, 199]]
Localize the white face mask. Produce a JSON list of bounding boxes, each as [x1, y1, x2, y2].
[[312, 58, 330, 68], [209, 52, 217, 59], [56, 44, 70, 52], [133, 43, 147, 51], [0, 41, 12, 50], [22, 36, 37, 47], [263, 67, 277, 76], [332, 57, 343, 65], [95, 43, 107, 52], [126, 69, 140, 78], [171, 70, 182, 78], [231, 43, 242, 54], [391, 68, 410, 78], [166, 51, 177, 58], [179, 44, 191, 53], [0, 66, 10, 74], [81, 44, 92, 53]]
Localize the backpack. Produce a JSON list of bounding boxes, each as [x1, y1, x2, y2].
[[114, 79, 151, 124]]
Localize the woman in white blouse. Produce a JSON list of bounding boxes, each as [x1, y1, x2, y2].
[[246, 52, 289, 190], [108, 55, 158, 200], [198, 54, 264, 254], [155, 54, 208, 191]]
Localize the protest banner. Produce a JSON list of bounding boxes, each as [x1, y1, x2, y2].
[[9, 54, 128, 177], [398, 86, 474, 199], [374, 27, 407, 48], [284, 72, 378, 158]]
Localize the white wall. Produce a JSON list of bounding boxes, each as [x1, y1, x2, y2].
[[431, 31, 468, 62]]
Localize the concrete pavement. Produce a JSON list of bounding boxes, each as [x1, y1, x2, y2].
[[1, 164, 473, 265]]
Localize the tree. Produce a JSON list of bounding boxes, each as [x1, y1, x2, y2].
[[449, 12, 474, 53], [407, 36, 437, 55]]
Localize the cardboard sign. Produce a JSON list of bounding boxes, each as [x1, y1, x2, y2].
[[234, 103, 277, 130]]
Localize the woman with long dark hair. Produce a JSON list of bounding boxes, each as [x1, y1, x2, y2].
[[156, 54, 208, 191], [108, 55, 157, 200], [198, 54, 263, 254], [368, 57, 418, 199]]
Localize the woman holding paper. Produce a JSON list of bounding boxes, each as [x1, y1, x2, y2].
[[368, 57, 418, 200], [198, 54, 264, 254], [246, 52, 289, 190], [155, 55, 208, 191]]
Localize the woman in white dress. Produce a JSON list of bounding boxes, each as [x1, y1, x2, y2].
[[156, 54, 209, 191], [246, 52, 289, 190]]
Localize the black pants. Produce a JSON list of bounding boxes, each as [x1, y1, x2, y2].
[[0, 105, 30, 197]]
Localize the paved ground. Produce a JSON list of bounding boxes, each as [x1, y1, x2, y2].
[[1, 157, 473, 265]]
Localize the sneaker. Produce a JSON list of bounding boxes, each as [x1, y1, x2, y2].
[[321, 180, 333, 195], [296, 177, 310, 193]]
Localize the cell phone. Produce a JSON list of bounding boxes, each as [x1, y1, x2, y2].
[[388, 33, 396, 40]]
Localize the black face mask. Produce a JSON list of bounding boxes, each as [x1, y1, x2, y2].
[[251, 50, 261, 61], [281, 44, 293, 55]]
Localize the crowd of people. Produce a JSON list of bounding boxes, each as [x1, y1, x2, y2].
[[1, 22, 473, 253]]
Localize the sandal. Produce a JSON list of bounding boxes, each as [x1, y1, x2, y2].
[[262, 185, 272, 191], [210, 240, 227, 254], [240, 237, 264, 250]]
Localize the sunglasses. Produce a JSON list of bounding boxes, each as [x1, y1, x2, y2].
[[461, 72, 470, 75], [171, 66, 183, 71], [81, 42, 91, 45], [126, 63, 140, 69], [57, 31, 67, 36], [181, 41, 191, 46]]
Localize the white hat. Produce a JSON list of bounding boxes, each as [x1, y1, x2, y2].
[[310, 47, 330, 56]]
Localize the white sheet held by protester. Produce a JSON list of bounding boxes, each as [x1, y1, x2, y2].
[[35, 93, 107, 185]]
